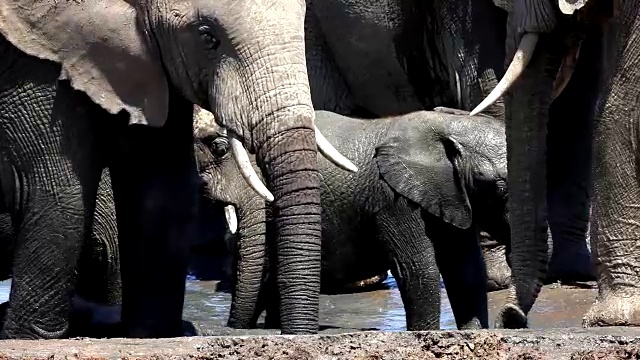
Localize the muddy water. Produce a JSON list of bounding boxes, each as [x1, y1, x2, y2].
[[0, 277, 597, 334], [180, 274, 597, 334]]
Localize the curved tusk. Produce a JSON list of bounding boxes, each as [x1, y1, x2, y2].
[[551, 43, 581, 101], [224, 205, 238, 235], [469, 33, 539, 116], [315, 125, 358, 173], [228, 132, 275, 202]]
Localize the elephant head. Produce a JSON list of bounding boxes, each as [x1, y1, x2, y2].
[[0, 0, 358, 334], [374, 110, 510, 244], [194, 106, 269, 328]]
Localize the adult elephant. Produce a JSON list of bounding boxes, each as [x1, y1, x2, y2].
[[0, 0, 354, 338], [305, 0, 508, 120], [196, 108, 510, 330], [469, 1, 614, 327]]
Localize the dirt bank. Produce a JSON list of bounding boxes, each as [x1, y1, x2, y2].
[[2, 327, 640, 359]]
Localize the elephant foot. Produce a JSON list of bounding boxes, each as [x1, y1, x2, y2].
[[495, 303, 528, 329], [583, 293, 640, 327]]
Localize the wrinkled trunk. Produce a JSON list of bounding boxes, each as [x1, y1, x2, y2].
[[500, 33, 562, 328], [254, 113, 320, 335], [227, 202, 268, 329], [237, 36, 320, 334]]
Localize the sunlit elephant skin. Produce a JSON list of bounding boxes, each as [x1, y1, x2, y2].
[[196, 108, 510, 331], [0, 0, 356, 338], [469, 0, 623, 328]]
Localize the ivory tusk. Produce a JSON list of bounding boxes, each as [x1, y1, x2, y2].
[[469, 33, 539, 116], [224, 205, 238, 235], [551, 43, 581, 101], [228, 133, 275, 202], [315, 125, 358, 173]]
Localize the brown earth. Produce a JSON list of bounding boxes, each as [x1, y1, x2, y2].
[[2, 327, 640, 359]]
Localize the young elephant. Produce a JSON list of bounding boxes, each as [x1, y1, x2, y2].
[[196, 109, 509, 330]]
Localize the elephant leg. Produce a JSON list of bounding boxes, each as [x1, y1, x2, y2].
[[429, 217, 488, 329], [583, 11, 640, 327], [0, 72, 102, 338], [75, 168, 121, 308], [69, 168, 121, 338], [545, 27, 600, 284], [108, 93, 199, 338], [378, 200, 441, 331]]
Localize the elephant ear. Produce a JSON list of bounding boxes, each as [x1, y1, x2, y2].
[[375, 120, 472, 229], [0, 0, 169, 127]]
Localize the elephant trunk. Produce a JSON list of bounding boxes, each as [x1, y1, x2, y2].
[[498, 34, 562, 328], [227, 201, 268, 329], [239, 34, 321, 334], [254, 109, 320, 335]]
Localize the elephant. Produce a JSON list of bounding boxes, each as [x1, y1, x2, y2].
[[305, 0, 509, 120], [467, 0, 621, 327], [195, 108, 510, 330], [0, 0, 355, 338]]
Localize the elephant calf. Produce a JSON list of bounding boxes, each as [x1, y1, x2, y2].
[[196, 108, 509, 330]]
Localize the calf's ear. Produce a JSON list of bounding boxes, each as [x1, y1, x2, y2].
[[375, 121, 472, 229]]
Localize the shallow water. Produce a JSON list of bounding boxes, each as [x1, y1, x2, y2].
[[0, 276, 597, 333]]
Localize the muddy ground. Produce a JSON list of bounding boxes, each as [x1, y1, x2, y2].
[[2, 327, 640, 359]]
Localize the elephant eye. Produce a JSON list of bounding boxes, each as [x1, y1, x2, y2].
[[198, 25, 220, 51], [210, 137, 229, 158]]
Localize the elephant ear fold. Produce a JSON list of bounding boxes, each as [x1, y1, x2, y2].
[[0, 0, 169, 127], [375, 121, 472, 229]]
